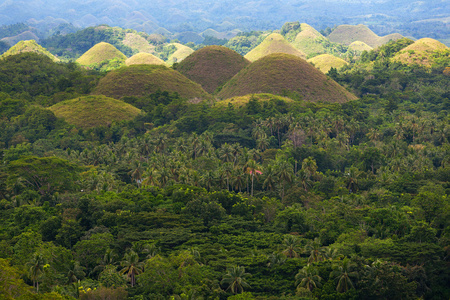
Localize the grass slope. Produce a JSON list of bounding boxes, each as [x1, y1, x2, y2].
[[176, 45, 250, 94], [92, 64, 210, 100], [308, 54, 348, 73], [216, 93, 294, 107], [328, 24, 403, 48], [244, 33, 307, 62], [292, 23, 328, 56], [76, 42, 127, 66], [121, 32, 155, 53], [218, 53, 357, 103], [49, 95, 141, 129], [393, 38, 449, 67], [348, 41, 373, 52], [125, 53, 167, 66], [1, 40, 59, 62], [167, 43, 194, 64]]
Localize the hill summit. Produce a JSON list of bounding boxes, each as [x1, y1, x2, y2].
[[125, 53, 167, 66], [76, 42, 127, 66], [49, 95, 141, 129], [307, 54, 348, 74], [393, 38, 449, 67], [218, 53, 357, 103], [176, 45, 250, 94], [1, 40, 59, 62], [244, 33, 307, 62], [92, 64, 210, 100]]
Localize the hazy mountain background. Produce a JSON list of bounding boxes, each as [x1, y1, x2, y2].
[[0, 0, 448, 42]]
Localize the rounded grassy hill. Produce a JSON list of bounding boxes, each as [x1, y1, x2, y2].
[[176, 45, 250, 94], [92, 64, 210, 100], [217, 53, 357, 103], [292, 23, 328, 56], [348, 41, 373, 52], [49, 95, 141, 129], [125, 53, 167, 66], [76, 42, 127, 66], [392, 38, 449, 67], [167, 43, 194, 64], [308, 54, 348, 73], [216, 93, 294, 107], [244, 33, 307, 62], [1, 40, 59, 62]]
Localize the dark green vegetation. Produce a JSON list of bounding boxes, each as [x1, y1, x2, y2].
[[218, 53, 357, 103], [176, 45, 250, 94], [0, 29, 449, 300]]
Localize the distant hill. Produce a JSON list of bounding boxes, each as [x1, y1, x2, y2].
[[167, 43, 194, 64], [121, 32, 155, 53], [125, 53, 167, 66], [176, 45, 250, 94], [392, 38, 449, 67], [76, 42, 127, 66], [216, 93, 294, 107], [218, 53, 357, 103], [1, 40, 59, 62], [1, 31, 40, 46], [308, 54, 348, 73], [328, 24, 403, 48], [92, 64, 210, 100], [244, 33, 307, 62], [291, 23, 329, 56], [348, 41, 373, 52], [49, 95, 141, 129]]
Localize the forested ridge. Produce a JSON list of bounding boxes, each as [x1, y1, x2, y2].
[[0, 35, 449, 300]]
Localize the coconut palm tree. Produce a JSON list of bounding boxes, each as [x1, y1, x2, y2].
[[221, 265, 251, 294], [27, 253, 45, 292], [330, 257, 359, 293], [120, 250, 143, 287], [281, 235, 302, 258], [245, 159, 262, 196], [295, 265, 322, 292], [305, 238, 325, 263]]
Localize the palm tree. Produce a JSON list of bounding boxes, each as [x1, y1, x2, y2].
[[221, 265, 251, 294], [67, 260, 86, 284], [330, 257, 359, 293], [275, 160, 294, 200], [245, 159, 262, 196], [27, 253, 45, 292], [281, 235, 302, 258], [295, 265, 322, 291], [120, 250, 143, 287], [262, 164, 276, 191], [128, 161, 144, 187], [305, 238, 325, 263], [267, 252, 287, 268], [219, 143, 234, 163]]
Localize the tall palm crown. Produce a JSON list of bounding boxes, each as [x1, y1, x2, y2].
[[221, 265, 251, 294]]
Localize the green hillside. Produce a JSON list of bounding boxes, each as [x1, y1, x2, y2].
[[167, 43, 195, 64], [244, 33, 307, 62], [176, 45, 250, 94], [216, 93, 294, 107], [1, 40, 59, 62], [92, 64, 210, 100], [308, 54, 348, 73], [393, 38, 449, 67], [76, 42, 127, 66], [49, 95, 141, 129], [218, 53, 357, 103], [125, 53, 167, 66]]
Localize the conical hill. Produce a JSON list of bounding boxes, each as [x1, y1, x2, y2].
[[176, 45, 250, 94], [49, 95, 141, 129], [218, 53, 357, 103], [392, 38, 449, 67], [244, 33, 307, 62], [308, 54, 348, 73], [1, 40, 59, 62], [348, 41, 373, 52], [125, 53, 167, 66], [92, 64, 210, 100], [167, 43, 194, 64], [76, 42, 127, 66]]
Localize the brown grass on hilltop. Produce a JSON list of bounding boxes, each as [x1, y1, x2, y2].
[[49, 95, 141, 129], [308, 54, 348, 74], [176, 45, 250, 94], [393, 38, 449, 67], [92, 64, 210, 100], [1, 40, 59, 62], [218, 53, 357, 103], [328, 24, 403, 48]]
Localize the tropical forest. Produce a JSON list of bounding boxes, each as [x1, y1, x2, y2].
[[0, 10, 449, 300]]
